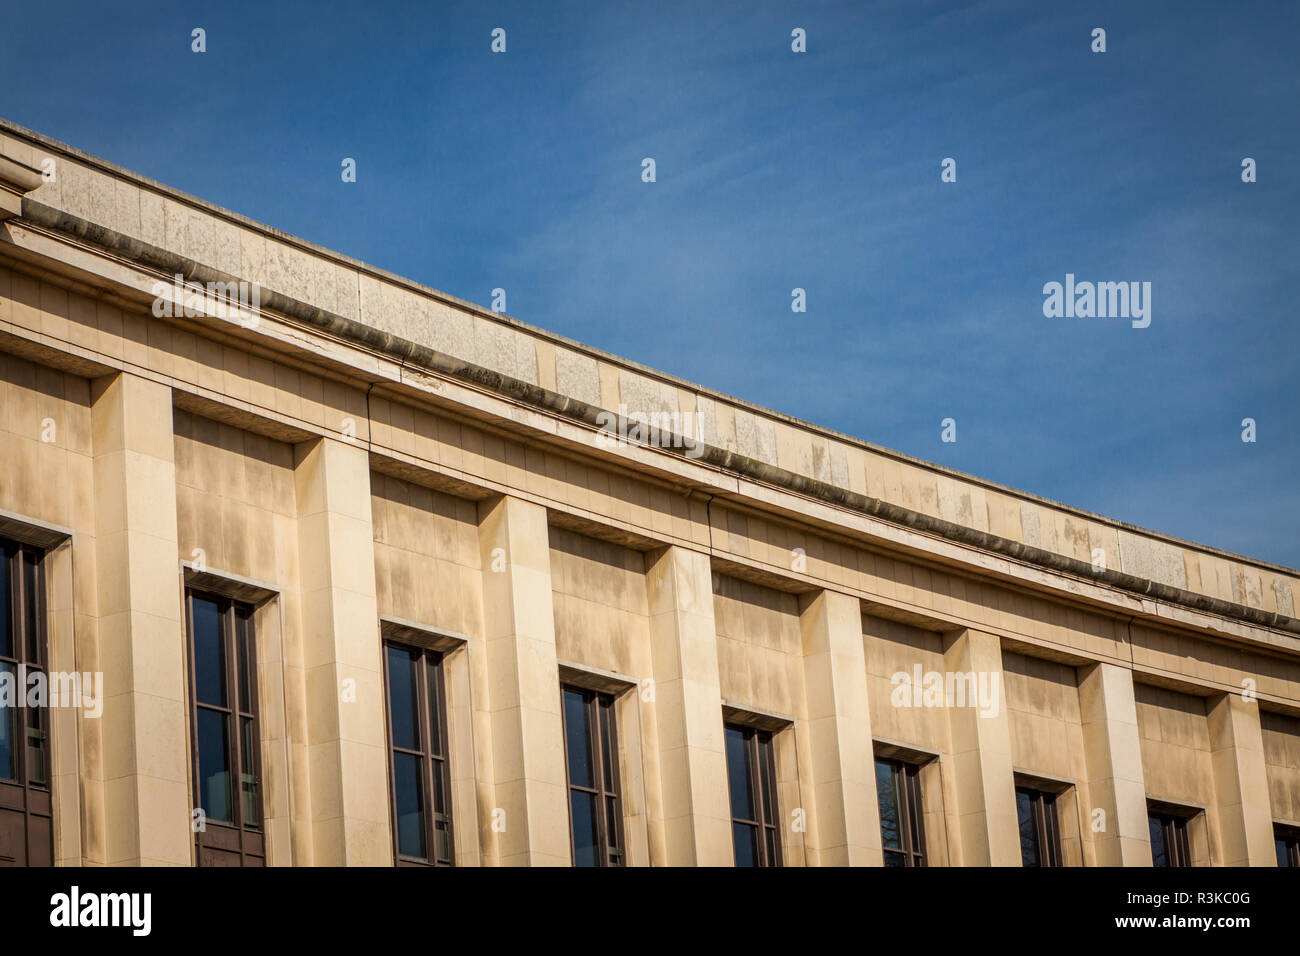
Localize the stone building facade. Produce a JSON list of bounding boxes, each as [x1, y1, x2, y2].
[[0, 118, 1296, 867]]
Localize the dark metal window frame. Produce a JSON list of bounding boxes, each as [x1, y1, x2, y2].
[[1148, 808, 1193, 868], [381, 640, 454, 866], [184, 589, 264, 866], [0, 540, 52, 866], [725, 723, 782, 867], [1274, 825, 1300, 868], [1015, 786, 1063, 867], [560, 684, 625, 866], [877, 757, 927, 867]]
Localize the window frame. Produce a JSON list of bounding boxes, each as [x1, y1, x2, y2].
[[1148, 810, 1193, 868], [1015, 786, 1063, 867], [381, 639, 454, 867], [1275, 826, 1300, 868], [876, 757, 927, 867], [560, 684, 625, 866], [725, 723, 782, 867], [0, 539, 53, 866], [183, 589, 265, 866]]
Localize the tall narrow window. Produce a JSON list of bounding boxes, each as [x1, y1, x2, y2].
[[561, 686, 624, 866], [1016, 787, 1062, 867], [725, 724, 781, 867], [0, 541, 52, 866], [185, 591, 264, 866], [383, 642, 453, 866], [876, 758, 926, 867], [1274, 827, 1299, 868], [1148, 811, 1191, 867]]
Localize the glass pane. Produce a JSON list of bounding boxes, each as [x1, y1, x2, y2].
[[393, 751, 426, 858], [26, 691, 46, 786], [563, 689, 593, 789], [386, 646, 420, 751], [726, 727, 753, 821], [431, 760, 452, 865], [732, 822, 759, 867], [570, 789, 598, 866], [876, 760, 901, 850], [430, 756, 447, 816], [236, 612, 252, 714], [192, 598, 226, 707], [0, 546, 10, 658], [1149, 815, 1168, 867], [1276, 838, 1289, 868], [0, 662, 14, 780], [426, 657, 443, 755], [765, 826, 778, 867], [599, 698, 615, 790], [758, 735, 776, 824], [1043, 798, 1059, 866], [197, 707, 232, 823], [241, 717, 259, 827], [23, 551, 39, 663], [1017, 791, 1039, 866], [606, 795, 621, 862], [905, 770, 925, 851], [883, 848, 908, 867], [434, 819, 452, 864]]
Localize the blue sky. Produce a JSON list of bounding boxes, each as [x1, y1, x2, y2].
[[4, 0, 1297, 566]]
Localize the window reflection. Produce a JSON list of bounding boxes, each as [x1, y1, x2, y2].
[[725, 724, 781, 867], [562, 686, 624, 866], [876, 758, 925, 867], [383, 641, 453, 866]]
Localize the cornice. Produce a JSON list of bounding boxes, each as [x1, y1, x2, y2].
[[10, 195, 1296, 640]]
